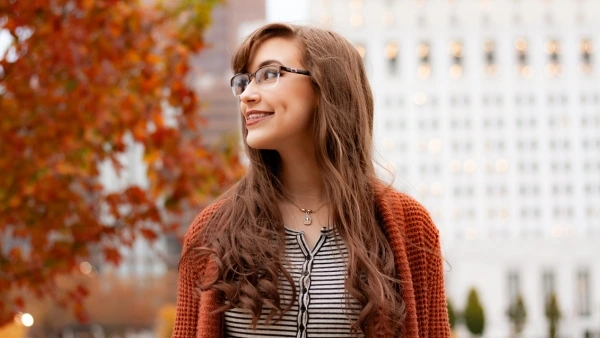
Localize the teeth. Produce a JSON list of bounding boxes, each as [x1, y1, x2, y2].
[[248, 113, 270, 120]]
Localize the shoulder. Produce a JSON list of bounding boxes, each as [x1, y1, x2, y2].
[[375, 184, 440, 246], [182, 199, 228, 251]]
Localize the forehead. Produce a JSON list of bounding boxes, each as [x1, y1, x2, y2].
[[247, 37, 303, 72]]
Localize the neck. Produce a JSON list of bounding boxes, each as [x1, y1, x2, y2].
[[278, 145, 326, 208]]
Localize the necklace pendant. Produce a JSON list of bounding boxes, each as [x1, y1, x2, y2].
[[303, 210, 312, 225]]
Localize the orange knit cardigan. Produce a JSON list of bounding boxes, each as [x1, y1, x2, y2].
[[172, 184, 451, 338]]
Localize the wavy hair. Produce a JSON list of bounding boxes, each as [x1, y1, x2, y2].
[[183, 23, 405, 336]]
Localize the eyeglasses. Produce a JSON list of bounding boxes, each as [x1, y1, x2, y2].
[[230, 65, 311, 97]]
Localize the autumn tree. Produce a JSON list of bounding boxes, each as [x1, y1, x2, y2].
[[0, 0, 242, 325], [447, 297, 458, 330], [506, 293, 527, 337], [464, 288, 485, 337], [545, 292, 561, 338]]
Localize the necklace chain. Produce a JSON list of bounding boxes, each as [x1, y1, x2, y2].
[[284, 196, 327, 226]]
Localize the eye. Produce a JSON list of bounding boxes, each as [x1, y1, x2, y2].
[[259, 67, 279, 82]]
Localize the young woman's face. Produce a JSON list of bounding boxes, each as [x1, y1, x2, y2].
[[239, 37, 317, 151]]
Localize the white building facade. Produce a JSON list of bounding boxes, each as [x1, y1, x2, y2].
[[308, 0, 600, 337]]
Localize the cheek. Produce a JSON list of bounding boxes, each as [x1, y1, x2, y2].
[[285, 84, 317, 116]]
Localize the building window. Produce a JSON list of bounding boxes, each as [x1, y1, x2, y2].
[[484, 40, 496, 75], [581, 39, 592, 74], [542, 270, 556, 303], [507, 270, 520, 304], [545, 39, 561, 77], [449, 40, 463, 79], [577, 269, 591, 316], [417, 41, 431, 79], [385, 41, 399, 74], [515, 38, 532, 78]]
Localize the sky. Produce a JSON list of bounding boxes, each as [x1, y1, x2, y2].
[[0, 1, 311, 61], [265, 0, 310, 24], [0, 29, 11, 61]]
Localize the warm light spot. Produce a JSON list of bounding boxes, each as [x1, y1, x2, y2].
[[350, 0, 363, 10], [449, 64, 463, 79], [464, 159, 477, 173], [418, 64, 431, 79], [418, 43, 430, 58], [431, 182, 444, 196], [515, 38, 527, 51], [485, 64, 497, 76], [413, 92, 427, 106], [545, 40, 559, 54], [450, 160, 462, 173], [552, 224, 563, 238], [80, 261, 93, 275], [382, 13, 395, 26], [582, 40, 591, 53], [520, 65, 533, 78], [350, 14, 364, 27], [545, 63, 560, 77], [355, 44, 366, 59], [21, 313, 34, 327], [13, 313, 22, 326], [385, 42, 399, 60], [428, 138, 442, 153], [495, 159, 508, 173], [450, 42, 463, 58]]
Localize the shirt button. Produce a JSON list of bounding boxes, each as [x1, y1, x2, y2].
[[306, 254, 311, 260], [301, 305, 306, 312], [302, 287, 307, 293]]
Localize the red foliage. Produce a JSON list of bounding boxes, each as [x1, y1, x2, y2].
[[0, 0, 241, 325]]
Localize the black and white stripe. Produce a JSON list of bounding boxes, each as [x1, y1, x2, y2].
[[224, 227, 363, 338]]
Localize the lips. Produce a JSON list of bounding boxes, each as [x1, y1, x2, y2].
[[245, 110, 274, 125], [247, 113, 272, 120]]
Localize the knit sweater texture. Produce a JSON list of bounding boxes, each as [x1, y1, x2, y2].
[[172, 183, 451, 338]]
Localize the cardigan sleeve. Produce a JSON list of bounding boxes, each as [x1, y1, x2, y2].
[[171, 204, 220, 338], [397, 190, 451, 337], [424, 220, 452, 337], [172, 243, 201, 338]]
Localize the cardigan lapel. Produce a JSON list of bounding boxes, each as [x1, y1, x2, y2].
[[374, 183, 419, 337]]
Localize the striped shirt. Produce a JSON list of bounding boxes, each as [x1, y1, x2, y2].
[[224, 227, 363, 338]]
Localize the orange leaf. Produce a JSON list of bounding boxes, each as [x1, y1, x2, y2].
[[103, 247, 122, 265], [140, 228, 158, 241]]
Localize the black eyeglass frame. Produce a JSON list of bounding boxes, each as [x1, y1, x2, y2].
[[230, 65, 311, 96]]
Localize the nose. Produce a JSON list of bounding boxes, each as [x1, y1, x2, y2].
[[239, 79, 261, 105]]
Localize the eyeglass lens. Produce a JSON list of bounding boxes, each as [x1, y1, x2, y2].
[[231, 66, 280, 96]]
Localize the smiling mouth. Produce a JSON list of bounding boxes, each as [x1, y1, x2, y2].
[[247, 113, 273, 121]]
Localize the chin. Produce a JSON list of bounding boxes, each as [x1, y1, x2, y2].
[[246, 135, 278, 150]]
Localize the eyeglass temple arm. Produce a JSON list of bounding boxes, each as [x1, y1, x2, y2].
[[280, 66, 310, 76]]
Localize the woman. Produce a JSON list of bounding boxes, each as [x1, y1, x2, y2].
[[172, 23, 450, 338]]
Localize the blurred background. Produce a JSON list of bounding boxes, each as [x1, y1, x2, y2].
[[1, 0, 599, 337]]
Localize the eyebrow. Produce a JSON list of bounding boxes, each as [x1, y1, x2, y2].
[[252, 59, 283, 71]]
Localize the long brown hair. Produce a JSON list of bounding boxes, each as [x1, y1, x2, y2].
[[183, 23, 405, 336]]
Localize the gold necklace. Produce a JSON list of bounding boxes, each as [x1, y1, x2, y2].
[[286, 198, 328, 226]]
